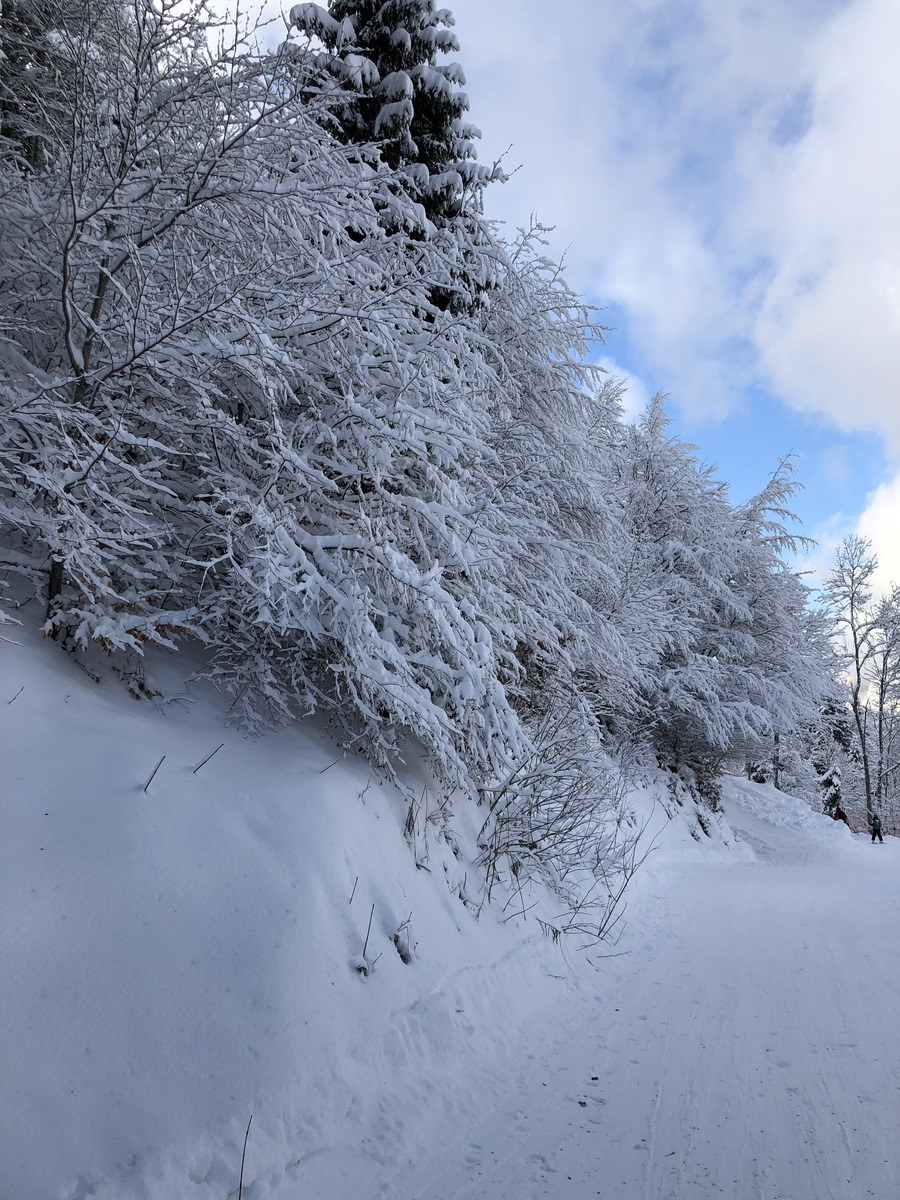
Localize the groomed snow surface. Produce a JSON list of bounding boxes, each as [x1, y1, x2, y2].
[[3, 622, 899, 1200]]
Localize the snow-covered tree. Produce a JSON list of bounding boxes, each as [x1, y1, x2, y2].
[[872, 587, 900, 805], [612, 408, 826, 788], [289, 0, 499, 224], [823, 536, 879, 811]]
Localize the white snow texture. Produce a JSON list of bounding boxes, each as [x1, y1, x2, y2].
[[3, 615, 899, 1200]]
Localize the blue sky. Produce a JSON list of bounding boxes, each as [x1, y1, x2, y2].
[[445, 0, 900, 587]]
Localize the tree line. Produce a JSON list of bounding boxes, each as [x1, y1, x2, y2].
[[0, 0, 837, 916], [797, 536, 900, 831]]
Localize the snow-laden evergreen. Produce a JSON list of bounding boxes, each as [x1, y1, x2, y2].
[[290, 0, 501, 225]]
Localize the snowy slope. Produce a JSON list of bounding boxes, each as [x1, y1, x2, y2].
[[4, 621, 899, 1200], [1, 616, 655, 1200]]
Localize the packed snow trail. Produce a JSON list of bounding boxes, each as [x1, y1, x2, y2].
[[400, 782, 900, 1200]]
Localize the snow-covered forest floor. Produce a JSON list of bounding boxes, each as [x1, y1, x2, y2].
[[4, 620, 899, 1200]]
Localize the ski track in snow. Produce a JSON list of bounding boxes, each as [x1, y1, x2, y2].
[[401, 785, 900, 1200]]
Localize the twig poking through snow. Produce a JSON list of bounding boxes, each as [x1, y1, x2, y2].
[[192, 743, 224, 774], [349, 875, 359, 906], [143, 755, 166, 793], [362, 902, 375, 959], [7, 686, 24, 705], [501, 901, 538, 922], [238, 1114, 252, 1200]]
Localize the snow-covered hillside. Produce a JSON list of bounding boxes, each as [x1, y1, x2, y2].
[[3, 623, 899, 1200], [0, 619, 584, 1200]]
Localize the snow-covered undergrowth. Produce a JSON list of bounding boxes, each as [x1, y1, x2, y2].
[[1, 607, 749, 1200]]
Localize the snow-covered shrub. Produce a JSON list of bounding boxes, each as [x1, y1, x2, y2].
[[476, 693, 650, 942]]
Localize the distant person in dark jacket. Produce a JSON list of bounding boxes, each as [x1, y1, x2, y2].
[[833, 804, 850, 827], [871, 812, 884, 843]]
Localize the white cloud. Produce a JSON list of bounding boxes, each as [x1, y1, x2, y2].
[[452, 0, 899, 443], [751, 0, 900, 450], [802, 470, 900, 597], [452, 0, 755, 418], [856, 473, 900, 594]]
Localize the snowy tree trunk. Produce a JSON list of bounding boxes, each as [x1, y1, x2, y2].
[[825, 537, 878, 814]]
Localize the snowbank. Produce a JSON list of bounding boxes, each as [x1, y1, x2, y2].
[[4, 617, 863, 1200], [0, 620, 619, 1200], [722, 774, 858, 865]]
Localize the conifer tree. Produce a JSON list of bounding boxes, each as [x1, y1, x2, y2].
[[290, 0, 499, 225], [819, 763, 842, 814]]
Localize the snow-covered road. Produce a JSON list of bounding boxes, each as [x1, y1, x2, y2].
[[409, 784, 900, 1200]]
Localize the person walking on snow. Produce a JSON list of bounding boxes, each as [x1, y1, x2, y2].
[[870, 812, 884, 843], [833, 804, 850, 827]]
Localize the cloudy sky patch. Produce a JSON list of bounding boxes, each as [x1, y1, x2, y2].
[[448, 0, 900, 576], [266, 0, 899, 580]]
